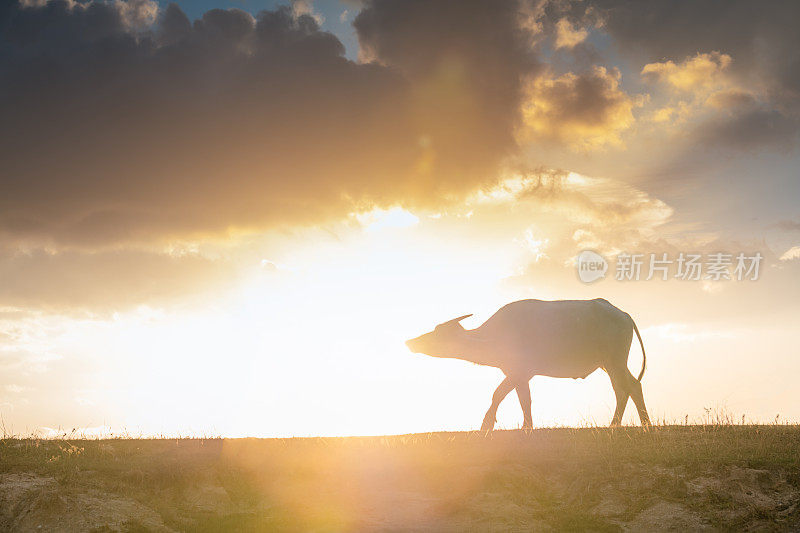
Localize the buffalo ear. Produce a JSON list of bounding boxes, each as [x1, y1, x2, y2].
[[445, 314, 472, 325]]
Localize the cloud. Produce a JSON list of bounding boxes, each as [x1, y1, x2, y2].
[[354, 0, 540, 193], [705, 89, 757, 110], [291, 0, 324, 25], [0, 0, 538, 248], [116, 0, 159, 28], [0, 312, 64, 377], [780, 246, 800, 261], [469, 168, 673, 249], [354, 206, 419, 232], [0, 247, 237, 313], [470, 170, 800, 326], [638, 51, 797, 151], [642, 52, 732, 92], [584, 0, 794, 80], [518, 66, 640, 150], [775, 218, 800, 231], [582, 0, 800, 150], [1, 0, 796, 319], [690, 106, 799, 151], [554, 17, 587, 49]]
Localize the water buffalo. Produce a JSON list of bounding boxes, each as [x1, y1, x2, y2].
[[406, 298, 650, 430]]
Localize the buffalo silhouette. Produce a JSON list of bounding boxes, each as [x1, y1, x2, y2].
[[406, 298, 650, 430]]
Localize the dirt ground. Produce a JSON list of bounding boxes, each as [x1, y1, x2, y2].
[[1, 426, 799, 531]]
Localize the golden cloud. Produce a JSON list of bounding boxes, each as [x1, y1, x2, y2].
[[641, 51, 732, 92], [554, 18, 588, 49], [704, 88, 757, 110], [518, 67, 639, 151]]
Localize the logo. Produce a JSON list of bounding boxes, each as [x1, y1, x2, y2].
[[576, 250, 608, 283]]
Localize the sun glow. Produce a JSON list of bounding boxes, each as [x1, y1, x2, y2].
[[81, 211, 510, 436], [6, 171, 797, 438], [0, 175, 709, 437], [3, 172, 792, 437], [68, 190, 689, 438]]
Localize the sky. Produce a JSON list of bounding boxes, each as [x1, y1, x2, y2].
[[0, 0, 798, 437]]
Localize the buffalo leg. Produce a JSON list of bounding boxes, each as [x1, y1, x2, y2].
[[515, 380, 533, 429], [625, 372, 651, 426], [607, 367, 631, 426], [481, 377, 514, 431]]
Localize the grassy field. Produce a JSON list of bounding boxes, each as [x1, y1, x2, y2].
[[1, 425, 800, 531]]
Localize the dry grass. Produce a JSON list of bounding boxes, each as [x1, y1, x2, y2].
[[1, 425, 800, 531]]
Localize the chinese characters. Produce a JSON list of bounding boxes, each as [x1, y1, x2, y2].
[[614, 252, 762, 281]]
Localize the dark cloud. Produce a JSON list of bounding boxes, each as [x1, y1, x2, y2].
[[0, 247, 236, 313], [774, 218, 800, 231], [576, 0, 797, 80], [577, 0, 800, 149], [692, 106, 799, 152], [3, 0, 798, 316], [355, 0, 539, 193], [534, 67, 627, 127], [0, 0, 537, 247], [518, 66, 636, 150]]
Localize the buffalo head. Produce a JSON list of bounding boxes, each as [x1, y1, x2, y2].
[[405, 314, 473, 357]]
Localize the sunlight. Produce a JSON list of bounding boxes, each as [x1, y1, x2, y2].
[[355, 207, 420, 232], [83, 202, 679, 437], [93, 215, 517, 436], [11, 166, 791, 439]]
